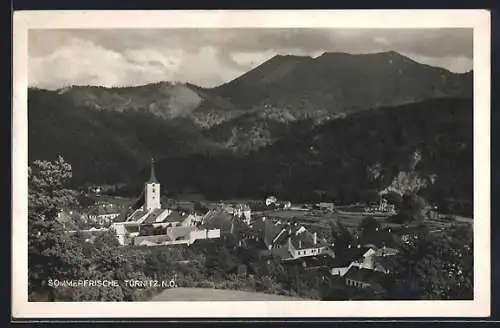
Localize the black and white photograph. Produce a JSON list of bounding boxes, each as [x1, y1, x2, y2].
[[12, 10, 490, 318]]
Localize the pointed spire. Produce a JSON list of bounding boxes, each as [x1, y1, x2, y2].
[[148, 158, 158, 183]]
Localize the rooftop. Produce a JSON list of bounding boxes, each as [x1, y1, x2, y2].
[[251, 218, 283, 246], [126, 209, 146, 222], [344, 266, 389, 285], [141, 209, 168, 225], [202, 209, 235, 232]]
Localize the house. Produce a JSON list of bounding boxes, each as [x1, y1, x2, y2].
[[202, 209, 236, 233], [175, 201, 196, 213], [251, 219, 331, 260], [88, 212, 121, 226], [232, 203, 252, 224], [364, 199, 396, 214], [265, 196, 278, 207], [316, 202, 335, 212], [251, 217, 285, 250], [287, 227, 330, 259], [344, 266, 389, 290], [110, 222, 140, 245], [328, 246, 374, 276], [284, 253, 336, 271], [329, 246, 398, 277]]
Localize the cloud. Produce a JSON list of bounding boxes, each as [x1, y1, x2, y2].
[[28, 28, 473, 89]]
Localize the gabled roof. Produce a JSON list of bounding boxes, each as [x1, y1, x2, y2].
[[290, 230, 316, 249], [141, 209, 169, 225], [373, 254, 399, 272], [202, 210, 234, 232], [344, 266, 388, 285], [252, 218, 283, 247], [286, 253, 336, 267], [163, 211, 188, 223], [126, 209, 147, 222], [331, 247, 373, 267]]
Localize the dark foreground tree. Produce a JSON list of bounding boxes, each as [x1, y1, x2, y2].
[[28, 156, 80, 301]]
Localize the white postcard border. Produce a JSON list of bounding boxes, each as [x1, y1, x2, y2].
[[12, 9, 491, 318]]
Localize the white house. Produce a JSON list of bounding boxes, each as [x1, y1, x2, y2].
[[265, 196, 278, 207]]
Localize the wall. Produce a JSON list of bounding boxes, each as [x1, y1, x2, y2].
[[288, 240, 327, 259], [330, 267, 350, 276], [181, 214, 198, 227], [207, 229, 221, 238], [134, 234, 170, 245], [137, 239, 190, 247], [346, 279, 370, 289], [166, 226, 193, 240], [189, 229, 208, 240], [98, 213, 120, 220], [133, 228, 221, 247], [112, 222, 127, 235]]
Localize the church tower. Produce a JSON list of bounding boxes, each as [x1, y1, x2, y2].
[[144, 158, 161, 211]]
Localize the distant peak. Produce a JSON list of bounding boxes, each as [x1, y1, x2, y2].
[[317, 50, 406, 58], [269, 54, 312, 61]]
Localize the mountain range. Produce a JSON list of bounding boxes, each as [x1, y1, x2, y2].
[[28, 51, 473, 212]]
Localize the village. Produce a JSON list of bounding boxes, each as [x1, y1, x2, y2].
[[56, 159, 468, 298]]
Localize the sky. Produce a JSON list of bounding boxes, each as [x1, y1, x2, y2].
[[28, 28, 473, 90]]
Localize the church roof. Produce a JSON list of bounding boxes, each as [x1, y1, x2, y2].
[[148, 158, 158, 183], [126, 209, 147, 222], [141, 209, 167, 224]]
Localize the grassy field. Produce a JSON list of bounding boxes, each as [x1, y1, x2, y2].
[[150, 287, 308, 301], [258, 209, 388, 229]]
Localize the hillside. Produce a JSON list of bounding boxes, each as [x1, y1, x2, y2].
[[152, 98, 472, 214], [28, 88, 227, 185]]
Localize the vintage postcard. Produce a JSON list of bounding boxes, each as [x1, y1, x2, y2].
[[12, 10, 490, 318]]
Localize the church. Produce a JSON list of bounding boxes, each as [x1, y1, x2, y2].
[[111, 159, 220, 246]]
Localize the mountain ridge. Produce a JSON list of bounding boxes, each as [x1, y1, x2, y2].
[[30, 51, 472, 123]]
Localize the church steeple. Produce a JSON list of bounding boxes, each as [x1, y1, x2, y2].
[[144, 158, 161, 211], [148, 158, 158, 183]]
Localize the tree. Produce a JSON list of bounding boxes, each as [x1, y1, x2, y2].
[[400, 193, 429, 222], [194, 201, 208, 214], [359, 189, 381, 205], [359, 216, 381, 235], [358, 216, 383, 246], [330, 220, 355, 252], [390, 193, 429, 224], [388, 223, 473, 300], [384, 191, 403, 209], [28, 156, 80, 301]]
